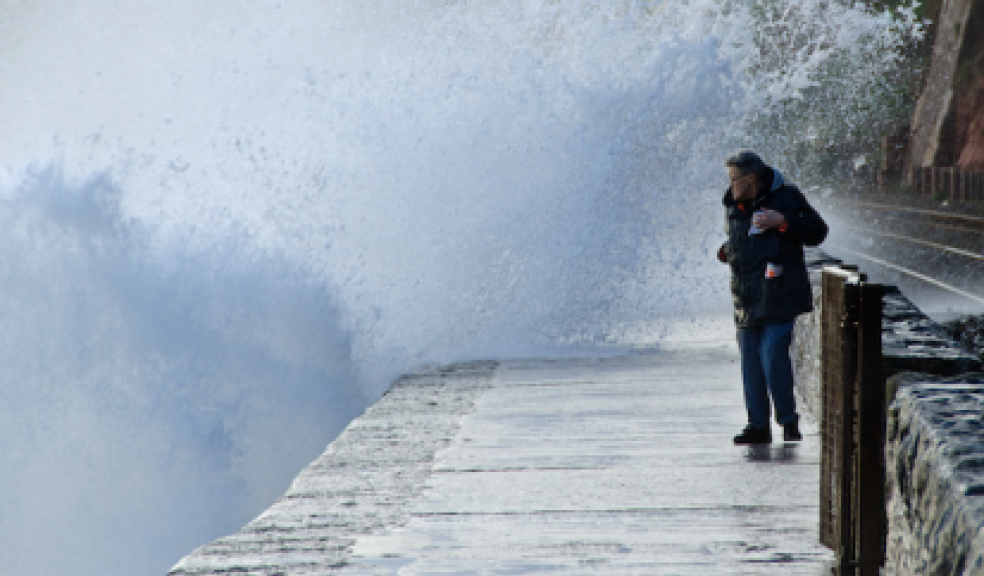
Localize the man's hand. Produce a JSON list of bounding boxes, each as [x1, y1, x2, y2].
[[717, 243, 728, 263], [752, 208, 787, 231]]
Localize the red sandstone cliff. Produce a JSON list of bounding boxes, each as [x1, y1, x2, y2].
[[907, 0, 984, 172], [956, 75, 984, 169]]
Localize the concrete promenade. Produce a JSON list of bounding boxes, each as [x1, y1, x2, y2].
[[172, 344, 835, 575]]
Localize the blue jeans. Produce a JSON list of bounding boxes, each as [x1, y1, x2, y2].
[[737, 321, 799, 429]]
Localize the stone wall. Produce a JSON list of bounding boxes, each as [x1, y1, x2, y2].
[[790, 249, 840, 424], [791, 248, 984, 575], [884, 373, 984, 576]]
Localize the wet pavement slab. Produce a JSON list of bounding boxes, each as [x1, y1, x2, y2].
[[342, 347, 833, 575], [172, 345, 834, 575]]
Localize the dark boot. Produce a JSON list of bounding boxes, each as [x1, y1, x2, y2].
[[783, 420, 802, 442], [733, 425, 772, 445]]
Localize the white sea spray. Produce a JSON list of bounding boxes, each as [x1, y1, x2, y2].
[[0, 1, 920, 573]]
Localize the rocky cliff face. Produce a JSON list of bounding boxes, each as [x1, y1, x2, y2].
[[955, 74, 984, 169], [951, 0, 984, 169], [907, 0, 984, 171]]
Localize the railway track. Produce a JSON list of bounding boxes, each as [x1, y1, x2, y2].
[[820, 197, 984, 313], [845, 228, 984, 262], [826, 245, 984, 307], [832, 199, 984, 227]]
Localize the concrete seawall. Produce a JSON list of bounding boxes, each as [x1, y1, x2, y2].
[[171, 346, 834, 574], [170, 247, 983, 574], [169, 361, 498, 574], [791, 248, 984, 575]]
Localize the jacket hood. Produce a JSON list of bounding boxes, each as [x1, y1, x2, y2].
[[769, 168, 784, 193]]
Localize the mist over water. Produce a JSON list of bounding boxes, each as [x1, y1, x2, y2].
[[0, 1, 919, 574]]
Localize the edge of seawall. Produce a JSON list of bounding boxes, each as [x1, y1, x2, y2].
[[168, 361, 497, 575]]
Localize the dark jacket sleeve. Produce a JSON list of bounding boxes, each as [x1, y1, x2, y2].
[[780, 188, 827, 247]]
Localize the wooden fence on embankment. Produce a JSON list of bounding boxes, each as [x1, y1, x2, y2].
[[904, 166, 984, 202]]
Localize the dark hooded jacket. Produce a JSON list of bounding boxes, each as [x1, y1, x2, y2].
[[720, 167, 827, 327]]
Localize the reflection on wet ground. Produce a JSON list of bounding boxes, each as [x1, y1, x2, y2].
[[745, 443, 800, 463]]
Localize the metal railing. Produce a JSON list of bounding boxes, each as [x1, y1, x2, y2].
[[819, 266, 886, 576], [907, 166, 984, 201]]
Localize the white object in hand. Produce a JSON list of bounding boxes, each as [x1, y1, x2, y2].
[[749, 211, 765, 235]]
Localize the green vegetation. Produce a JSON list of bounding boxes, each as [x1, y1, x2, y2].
[[867, 0, 941, 20]]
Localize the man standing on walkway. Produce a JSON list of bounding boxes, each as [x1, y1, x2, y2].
[[717, 150, 828, 444]]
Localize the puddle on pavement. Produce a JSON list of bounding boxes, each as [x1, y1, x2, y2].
[[744, 443, 800, 463]]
